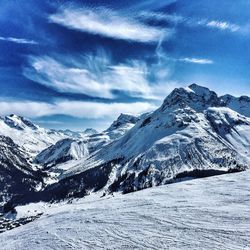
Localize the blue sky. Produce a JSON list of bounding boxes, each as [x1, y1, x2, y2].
[[0, 0, 249, 131]]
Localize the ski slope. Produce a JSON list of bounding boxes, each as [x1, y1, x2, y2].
[[1, 170, 250, 249]]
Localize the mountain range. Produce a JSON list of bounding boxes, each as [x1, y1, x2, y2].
[[0, 84, 250, 209]]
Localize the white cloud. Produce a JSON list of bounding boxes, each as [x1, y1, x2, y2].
[[0, 100, 155, 119], [206, 21, 240, 32], [179, 57, 213, 64], [140, 12, 242, 34], [0, 36, 37, 44], [49, 7, 171, 43], [23, 51, 175, 100], [24, 56, 114, 99]]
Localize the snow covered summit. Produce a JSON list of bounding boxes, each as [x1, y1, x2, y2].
[[0, 115, 68, 156], [162, 84, 220, 112], [4, 114, 39, 131], [0, 115, 95, 157]]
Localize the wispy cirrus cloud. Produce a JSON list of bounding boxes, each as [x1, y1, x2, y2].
[[0, 100, 155, 119], [178, 57, 213, 64], [23, 50, 177, 100], [203, 20, 240, 32], [49, 7, 172, 43], [140, 12, 242, 33], [0, 36, 38, 44], [24, 55, 151, 99]]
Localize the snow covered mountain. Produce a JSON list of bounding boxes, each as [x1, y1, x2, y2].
[[0, 114, 97, 157], [220, 94, 250, 117], [0, 115, 69, 156], [38, 84, 250, 200], [85, 113, 140, 152], [34, 113, 139, 174], [56, 128, 98, 139]]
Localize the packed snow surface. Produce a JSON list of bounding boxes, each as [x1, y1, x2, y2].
[[1, 171, 250, 250]]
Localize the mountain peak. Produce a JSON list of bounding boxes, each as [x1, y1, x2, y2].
[[117, 113, 139, 122], [4, 114, 38, 131], [161, 84, 220, 112], [106, 113, 139, 131], [188, 83, 207, 89], [188, 83, 216, 98], [83, 128, 98, 135]]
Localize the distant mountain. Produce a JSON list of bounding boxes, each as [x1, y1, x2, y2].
[[0, 115, 68, 156], [34, 113, 139, 175], [220, 94, 250, 117], [86, 113, 140, 151], [0, 114, 98, 158], [83, 128, 99, 135], [56, 128, 98, 139]]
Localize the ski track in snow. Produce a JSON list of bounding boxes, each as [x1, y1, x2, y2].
[[1, 171, 250, 250]]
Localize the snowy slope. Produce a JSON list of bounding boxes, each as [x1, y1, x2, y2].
[[1, 171, 250, 249], [35, 138, 89, 169], [205, 107, 250, 159]]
